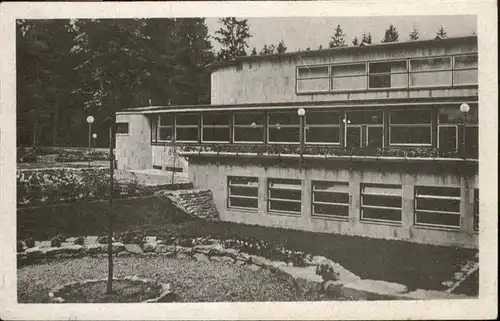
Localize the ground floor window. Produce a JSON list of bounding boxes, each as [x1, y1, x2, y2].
[[233, 113, 265, 143], [361, 184, 402, 223], [389, 109, 432, 146], [268, 178, 302, 214], [312, 181, 349, 218], [414, 186, 461, 229], [227, 176, 259, 210]]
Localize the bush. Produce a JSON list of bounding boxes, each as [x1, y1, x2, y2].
[[74, 236, 85, 245], [117, 230, 146, 245], [97, 235, 115, 244], [24, 237, 35, 248], [17, 240, 26, 252], [315, 262, 339, 281], [50, 236, 62, 247]]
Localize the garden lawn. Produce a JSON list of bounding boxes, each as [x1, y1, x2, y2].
[[18, 256, 325, 303], [140, 220, 478, 292]]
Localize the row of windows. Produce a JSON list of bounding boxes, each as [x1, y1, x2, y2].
[[296, 54, 478, 93], [151, 107, 479, 157], [227, 176, 480, 230]]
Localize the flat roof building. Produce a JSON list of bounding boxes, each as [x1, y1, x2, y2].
[[116, 36, 479, 248]]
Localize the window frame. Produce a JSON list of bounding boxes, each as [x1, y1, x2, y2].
[[408, 56, 453, 88], [267, 111, 301, 144], [368, 59, 408, 90], [414, 186, 462, 230], [156, 115, 174, 142], [330, 62, 368, 91], [296, 65, 330, 94], [304, 111, 342, 145], [360, 184, 402, 224], [201, 113, 230, 143], [116, 122, 130, 135], [389, 109, 433, 147], [233, 112, 265, 144], [311, 181, 349, 219], [227, 176, 259, 211], [453, 54, 479, 86], [175, 114, 199, 143], [267, 178, 302, 215]]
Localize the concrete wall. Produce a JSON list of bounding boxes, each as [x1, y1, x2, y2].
[[211, 41, 478, 105], [152, 145, 189, 172], [115, 114, 152, 170], [188, 159, 478, 248]]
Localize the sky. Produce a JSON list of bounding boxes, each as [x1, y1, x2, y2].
[[205, 15, 477, 52]]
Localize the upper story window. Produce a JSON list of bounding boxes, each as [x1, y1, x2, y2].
[[233, 113, 265, 143], [305, 111, 342, 144], [409, 57, 452, 87], [368, 60, 407, 89], [389, 109, 432, 146], [296, 66, 329, 93], [331, 63, 366, 91], [202, 113, 230, 143], [176, 114, 199, 143], [268, 112, 301, 143], [454, 54, 478, 85]]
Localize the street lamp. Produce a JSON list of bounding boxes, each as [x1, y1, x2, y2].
[[460, 103, 470, 158], [86, 116, 95, 166], [297, 108, 306, 169]]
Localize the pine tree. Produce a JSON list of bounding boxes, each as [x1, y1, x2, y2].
[[250, 47, 257, 56], [329, 24, 347, 48], [352, 36, 359, 46], [381, 24, 399, 43], [260, 44, 276, 55], [436, 25, 447, 39], [361, 33, 372, 44], [409, 28, 420, 41], [318, 44, 323, 50], [213, 17, 252, 60], [276, 40, 287, 54]]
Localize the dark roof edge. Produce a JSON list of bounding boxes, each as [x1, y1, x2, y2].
[[206, 35, 478, 72]]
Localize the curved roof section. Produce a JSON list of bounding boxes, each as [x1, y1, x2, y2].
[[207, 35, 478, 72]]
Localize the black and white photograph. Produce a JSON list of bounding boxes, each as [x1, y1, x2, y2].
[[0, 1, 497, 320]]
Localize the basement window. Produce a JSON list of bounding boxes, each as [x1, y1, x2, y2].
[[415, 186, 461, 229], [361, 184, 402, 223], [312, 181, 349, 218], [227, 176, 259, 210], [268, 178, 302, 215]]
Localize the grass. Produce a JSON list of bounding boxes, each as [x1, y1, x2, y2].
[[139, 220, 478, 292], [18, 256, 326, 303]]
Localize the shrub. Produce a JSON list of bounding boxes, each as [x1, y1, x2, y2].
[[50, 236, 62, 247], [17, 240, 26, 252], [74, 236, 85, 245], [315, 261, 340, 281], [56, 234, 67, 242], [97, 235, 115, 244], [117, 231, 146, 245], [24, 237, 35, 248]]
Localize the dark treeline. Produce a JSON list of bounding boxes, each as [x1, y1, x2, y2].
[[17, 18, 215, 148]]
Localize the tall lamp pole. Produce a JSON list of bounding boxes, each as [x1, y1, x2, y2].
[[86, 115, 95, 166], [460, 103, 470, 158], [298, 108, 306, 170]]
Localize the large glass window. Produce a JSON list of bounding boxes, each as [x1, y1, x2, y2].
[[454, 54, 478, 85], [312, 181, 349, 218], [175, 114, 199, 142], [233, 113, 265, 143], [268, 112, 300, 143], [389, 109, 432, 146], [368, 60, 407, 89], [361, 184, 402, 223], [227, 176, 259, 210], [268, 178, 302, 214], [345, 111, 384, 148], [409, 57, 452, 87], [438, 105, 478, 157], [297, 66, 329, 93], [415, 186, 461, 229], [202, 113, 230, 143], [305, 111, 341, 144], [157, 114, 174, 142], [331, 63, 367, 91]]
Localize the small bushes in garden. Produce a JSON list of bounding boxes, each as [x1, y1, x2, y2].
[[24, 236, 35, 248], [316, 261, 340, 281], [50, 236, 62, 247], [17, 240, 26, 252], [74, 236, 86, 245], [117, 231, 146, 245], [97, 235, 116, 244]]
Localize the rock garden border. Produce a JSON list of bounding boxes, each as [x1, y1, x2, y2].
[[18, 236, 473, 302]]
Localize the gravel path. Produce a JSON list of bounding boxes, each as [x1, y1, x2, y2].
[[18, 256, 320, 303]]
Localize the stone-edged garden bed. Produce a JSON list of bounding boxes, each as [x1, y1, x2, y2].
[[17, 235, 472, 301]]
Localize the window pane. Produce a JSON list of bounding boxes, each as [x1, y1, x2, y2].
[[234, 113, 265, 126], [390, 126, 431, 144], [369, 61, 408, 89], [269, 200, 301, 213], [270, 189, 301, 201], [416, 211, 460, 228], [230, 186, 258, 198], [391, 110, 432, 124], [116, 123, 129, 134], [367, 127, 383, 148], [159, 127, 173, 141], [269, 127, 300, 143], [331, 75, 367, 90], [369, 61, 407, 73], [465, 126, 478, 158], [176, 127, 198, 141], [269, 113, 300, 125], [203, 113, 230, 126], [229, 198, 258, 209], [229, 176, 258, 186], [306, 112, 342, 125], [438, 126, 457, 152], [474, 189, 479, 231], [176, 114, 199, 125], [416, 198, 460, 212], [202, 127, 229, 142], [416, 186, 461, 197], [410, 57, 452, 71], [269, 178, 301, 188], [362, 185, 401, 196], [314, 191, 349, 204], [410, 71, 452, 87], [347, 111, 383, 124], [439, 107, 464, 124], [306, 127, 340, 143], [313, 204, 349, 217], [298, 66, 328, 78], [151, 118, 157, 141], [362, 195, 402, 208], [362, 208, 401, 222], [346, 127, 362, 148], [454, 69, 478, 85], [297, 78, 329, 92], [331, 63, 366, 76], [234, 127, 264, 142], [313, 181, 349, 193], [159, 115, 173, 126], [454, 55, 478, 69]]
